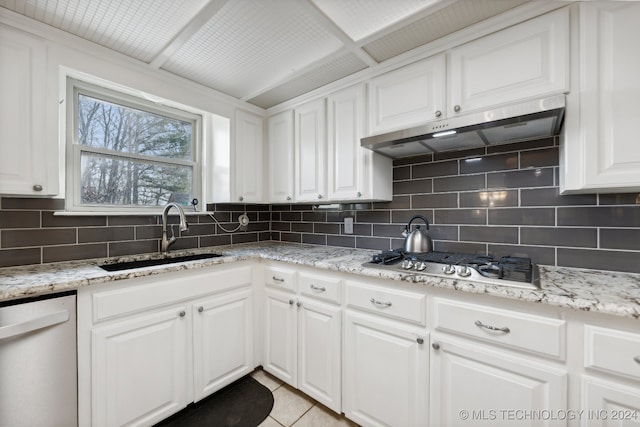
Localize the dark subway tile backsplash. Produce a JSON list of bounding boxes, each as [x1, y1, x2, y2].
[[0, 137, 639, 274]]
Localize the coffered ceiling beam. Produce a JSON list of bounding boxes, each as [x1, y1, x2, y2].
[[148, 0, 229, 69]]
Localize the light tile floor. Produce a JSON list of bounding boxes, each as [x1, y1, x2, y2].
[[251, 369, 359, 427]]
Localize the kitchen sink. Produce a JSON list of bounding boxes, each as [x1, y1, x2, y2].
[[99, 253, 223, 272]]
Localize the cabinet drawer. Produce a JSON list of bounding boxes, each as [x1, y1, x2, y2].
[[585, 325, 640, 381], [345, 281, 426, 325], [264, 266, 296, 292], [434, 298, 566, 360], [299, 272, 341, 304]]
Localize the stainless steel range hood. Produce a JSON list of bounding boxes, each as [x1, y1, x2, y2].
[[361, 95, 565, 158]]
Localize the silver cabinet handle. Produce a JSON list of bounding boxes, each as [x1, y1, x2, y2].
[[317, 194, 323, 199], [179, 310, 186, 318], [417, 338, 424, 344], [634, 356, 640, 365], [370, 298, 392, 308], [289, 299, 294, 305], [310, 284, 326, 292], [296, 301, 302, 307], [272, 276, 285, 282], [239, 196, 244, 201], [197, 306, 204, 313], [357, 191, 362, 197], [435, 110, 442, 118], [453, 104, 461, 112], [432, 342, 440, 350], [475, 320, 510, 333], [286, 196, 292, 201], [0, 309, 68, 340], [33, 184, 43, 192]]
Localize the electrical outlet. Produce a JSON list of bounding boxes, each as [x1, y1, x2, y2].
[[344, 217, 354, 234]]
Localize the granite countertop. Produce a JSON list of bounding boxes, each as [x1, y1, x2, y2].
[[1, 242, 639, 319]]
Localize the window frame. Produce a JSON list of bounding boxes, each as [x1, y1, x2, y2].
[[65, 78, 203, 213]]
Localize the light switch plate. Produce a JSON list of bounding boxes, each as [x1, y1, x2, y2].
[[344, 217, 354, 234]]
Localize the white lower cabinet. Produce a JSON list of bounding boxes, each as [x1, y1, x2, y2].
[[192, 288, 254, 402], [343, 311, 429, 427], [78, 264, 255, 427], [262, 266, 343, 413], [91, 306, 190, 427], [581, 376, 640, 427], [430, 336, 567, 427], [263, 287, 298, 386]]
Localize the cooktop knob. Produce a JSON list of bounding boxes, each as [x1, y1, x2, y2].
[[401, 259, 414, 270], [415, 261, 427, 271], [442, 264, 455, 275], [457, 266, 472, 277]]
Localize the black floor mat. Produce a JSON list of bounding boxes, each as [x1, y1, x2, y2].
[[154, 375, 274, 427]]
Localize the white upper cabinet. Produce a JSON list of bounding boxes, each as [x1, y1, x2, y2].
[[233, 109, 265, 203], [268, 110, 294, 203], [327, 84, 392, 202], [448, 8, 569, 116], [367, 9, 569, 136], [561, 2, 640, 193], [0, 24, 58, 196], [294, 98, 326, 203], [368, 54, 446, 135]]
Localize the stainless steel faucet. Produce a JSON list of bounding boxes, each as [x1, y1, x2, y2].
[[161, 202, 189, 253]]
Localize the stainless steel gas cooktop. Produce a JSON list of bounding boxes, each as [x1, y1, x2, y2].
[[363, 249, 540, 290]]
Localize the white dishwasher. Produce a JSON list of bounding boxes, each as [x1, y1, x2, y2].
[[0, 291, 77, 427]]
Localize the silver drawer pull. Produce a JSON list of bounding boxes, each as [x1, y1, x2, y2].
[[634, 356, 640, 365], [310, 284, 326, 292], [272, 276, 285, 282], [475, 320, 510, 334], [370, 298, 392, 308]]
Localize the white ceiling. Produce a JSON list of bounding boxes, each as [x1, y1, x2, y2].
[[0, 0, 531, 109]]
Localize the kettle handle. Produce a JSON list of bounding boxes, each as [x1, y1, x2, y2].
[[407, 215, 430, 230]]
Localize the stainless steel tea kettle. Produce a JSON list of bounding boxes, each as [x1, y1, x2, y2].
[[402, 215, 433, 253]]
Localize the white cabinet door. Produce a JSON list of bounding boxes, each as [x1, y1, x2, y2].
[[268, 110, 295, 203], [430, 337, 567, 427], [297, 297, 341, 413], [368, 55, 446, 135], [448, 8, 569, 116], [91, 306, 190, 427], [0, 25, 57, 196], [561, 2, 640, 193], [192, 288, 254, 402], [234, 109, 264, 203], [263, 288, 297, 387], [344, 311, 428, 427], [295, 98, 326, 202], [327, 84, 365, 201], [582, 376, 640, 427]]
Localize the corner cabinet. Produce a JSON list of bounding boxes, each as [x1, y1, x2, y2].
[[233, 109, 265, 203], [268, 110, 295, 203], [561, 2, 640, 193], [0, 24, 58, 196], [77, 263, 256, 427]]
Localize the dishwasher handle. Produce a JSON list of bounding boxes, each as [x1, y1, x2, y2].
[[0, 309, 69, 340]]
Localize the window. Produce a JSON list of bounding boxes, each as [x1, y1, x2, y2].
[[66, 78, 201, 212]]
